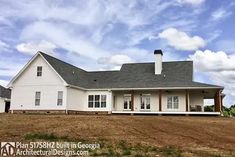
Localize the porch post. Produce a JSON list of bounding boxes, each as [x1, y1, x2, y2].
[[214, 90, 221, 112], [185, 90, 189, 111], [159, 90, 162, 111], [131, 91, 134, 111]]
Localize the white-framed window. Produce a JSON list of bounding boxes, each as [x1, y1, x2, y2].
[[57, 91, 63, 106], [88, 95, 106, 108], [88, 95, 94, 108], [35, 92, 41, 106], [95, 95, 100, 108], [123, 94, 131, 110], [101, 95, 106, 108], [167, 96, 179, 109], [37, 66, 42, 77], [140, 94, 151, 110]]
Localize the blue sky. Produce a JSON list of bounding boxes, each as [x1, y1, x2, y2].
[[0, 0, 235, 106]]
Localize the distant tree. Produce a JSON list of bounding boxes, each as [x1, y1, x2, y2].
[[223, 106, 230, 112], [229, 105, 235, 109], [204, 105, 214, 112], [229, 107, 235, 117]]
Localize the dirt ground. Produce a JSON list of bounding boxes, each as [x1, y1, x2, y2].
[[0, 114, 234, 156]]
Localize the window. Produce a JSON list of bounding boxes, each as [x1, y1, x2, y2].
[[88, 95, 106, 108], [35, 92, 41, 106], [88, 95, 94, 108], [167, 96, 179, 109], [37, 66, 42, 76], [141, 94, 151, 110], [95, 95, 100, 108], [123, 95, 131, 110], [101, 95, 106, 108], [57, 91, 63, 106]]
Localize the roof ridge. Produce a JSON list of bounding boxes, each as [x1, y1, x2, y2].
[[122, 60, 193, 65], [88, 70, 120, 73]]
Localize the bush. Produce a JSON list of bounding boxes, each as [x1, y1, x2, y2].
[[223, 111, 230, 117], [229, 108, 235, 117], [204, 105, 214, 112]]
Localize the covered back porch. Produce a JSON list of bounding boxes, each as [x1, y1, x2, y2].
[[111, 88, 223, 115]]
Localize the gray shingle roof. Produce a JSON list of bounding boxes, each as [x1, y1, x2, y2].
[[40, 52, 223, 89], [0, 85, 11, 99]]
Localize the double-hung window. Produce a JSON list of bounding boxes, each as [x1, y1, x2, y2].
[[101, 95, 106, 107], [95, 95, 100, 108], [57, 91, 63, 106], [141, 94, 151, 110], [37, 66, 42, 77], [167, 96, 179, 109], [35, 92, 41, 106], [88, 95, 94, 108]]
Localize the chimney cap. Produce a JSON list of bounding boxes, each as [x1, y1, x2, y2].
[[154, 50, 163, 55]]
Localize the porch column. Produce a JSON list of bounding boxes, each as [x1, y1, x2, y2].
[[214, 90, 221, 112], [159, 90, 162, 111], [131, 91, 134, 111], [185, 90, 189, 111]]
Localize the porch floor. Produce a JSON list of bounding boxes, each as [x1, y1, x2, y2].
[[112, 111, 221, 115]]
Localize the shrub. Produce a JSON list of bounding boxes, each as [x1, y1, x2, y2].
[[204, 105, 214, 112], [223, 111, 230, 117], [229, 108, 235, 117]]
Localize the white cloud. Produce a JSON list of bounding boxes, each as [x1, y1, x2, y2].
[[16, 40, 57, 55], [104, 54, 133, 65], [189, 50, 235, 106], [98, 54, 134, 70], [0, 80, 8, 87], [159, 28, 206, 51], [0, 40, 10, 52], [211, 8, 232, 21], [177, 0, 205, 5], [189, 50, 235, 72]]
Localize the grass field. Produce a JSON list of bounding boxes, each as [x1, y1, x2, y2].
[[0, 114, 234, 157]]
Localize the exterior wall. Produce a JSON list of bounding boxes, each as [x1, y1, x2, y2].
[[162, 90, 186, 112], [67, 88, 112, 112], [10, 55, 67, 111], [0, 98, 5, 113], [84, 90, 112, 112], [114, 91, 159, 112], [114, 90, 188, 112], [66, 87, 86, 111], [189, 92, 204, 111]]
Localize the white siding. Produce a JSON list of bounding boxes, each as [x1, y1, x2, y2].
[[155, 54, 162, 75], [66, 88, 112, 112], [84, 91, 112, 112], [189, 92, 204, 111], [114, 91, 159, 112], [67, 87, 86, 111], [114, 90, 188, 112], [0, 98, 5, 113], [162, 91, 186, 112], [10, 55, 67, 110]]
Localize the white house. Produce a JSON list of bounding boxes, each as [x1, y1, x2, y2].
[[7, 50, 224, 115], [0, 85, 11, 113]]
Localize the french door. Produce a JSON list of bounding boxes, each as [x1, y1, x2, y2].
[[123, 95, 132, 110]]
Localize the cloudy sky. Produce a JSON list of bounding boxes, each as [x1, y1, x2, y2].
[[0, 0, 235, 106]]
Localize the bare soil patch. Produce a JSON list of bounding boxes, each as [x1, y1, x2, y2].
[[0, 114, 234, 156]]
